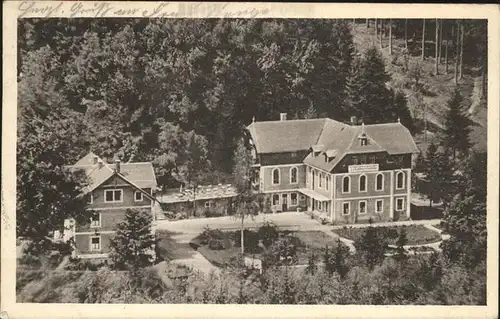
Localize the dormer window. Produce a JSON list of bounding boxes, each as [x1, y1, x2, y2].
[[358, 132, 368, 146], [358, 122, 368, 146], [310, 144, 324, 157], [325, 149, 338, 163]]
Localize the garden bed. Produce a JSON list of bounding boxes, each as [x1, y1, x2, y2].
[[191, 226, 346, 268], [332, 225, 441, 246]]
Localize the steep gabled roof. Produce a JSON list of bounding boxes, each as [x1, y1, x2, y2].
[[65, 152, 157, 195], [249, 117, 419, 172], [363, 123, 419, 155], [247, 118, 326, 153]]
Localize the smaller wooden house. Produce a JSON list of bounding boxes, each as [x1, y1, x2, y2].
[[156, 184, 238, 219]]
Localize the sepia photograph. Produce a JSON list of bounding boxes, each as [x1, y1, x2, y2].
[[2, 2, 499, 318]]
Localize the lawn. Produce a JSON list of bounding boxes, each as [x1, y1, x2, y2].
[[191, 229, 345, 267], [333, 225, 442, 246]]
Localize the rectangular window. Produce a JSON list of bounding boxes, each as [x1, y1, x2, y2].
[[370, 156, 377, 164], [317, 201, 322, 211], [104, 189, 123, 203], [352, 156, 358, 165], [134, 191, 143, 202], [90, 213, 101, 228], [326, 176, 330, 191], [90, 236, 101, 251], [88, 194, 93, 205], [360, 156, 367, 164], [375, 199, 383, 213], [359, 201, 367, 214], [342, 202, 350, 215], [205, 201, 210, 208], [291, 193, 298, 206], [306, 167, 310, 184], [396, 198, 405, 211]]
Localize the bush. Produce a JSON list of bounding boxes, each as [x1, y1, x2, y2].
[[198, 226, 225, 245], [64, 257, 108, 271], [19, 252, 41, 267], [263, 235, 300, 266], [233, 229, 260, 253], [208, 239, 225, 250], [258, 222, 280, 248], [52, 240, 73, 256]]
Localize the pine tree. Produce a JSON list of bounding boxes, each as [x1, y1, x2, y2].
[[323, 245, 335, 275], [109, 209, 156, 271], [392, 89, 415, 134], [441, 89, 471, 159], [305, 251, 318, 275], [333, 239, 350, 279], [354, 227, 387, 270], [345, 47, 393, 123], [423, 142, 454, 207], [394, 229, 408, 263]]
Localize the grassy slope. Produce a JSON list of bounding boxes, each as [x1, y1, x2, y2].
[[352, 24, 487, 154]]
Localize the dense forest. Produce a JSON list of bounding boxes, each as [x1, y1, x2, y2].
[[17, 18, 487, 182], [16, 18, 488, 305]]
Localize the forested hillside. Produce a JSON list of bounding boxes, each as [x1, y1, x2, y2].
[[352, 19, 487, 153], [18, 19, 487, 191]]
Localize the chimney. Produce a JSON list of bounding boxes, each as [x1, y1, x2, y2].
[[114, 159, 121, 174], [97, 159, 104, 169], [92, 155, 99, 165], [350, 116, 357, 125], [280, 113, 287, 121]]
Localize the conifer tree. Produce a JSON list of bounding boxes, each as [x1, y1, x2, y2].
[[354, 227, 387, 270], [323, 245, 335, 275], [442, 89, 471, 159], [305, 251, 318, 275], [333, 239, 350, 279], [392, 89, 416, 134], [441, 151, 486, 269], [423, 142, 454, 207], [346, 47, 393, 124], [394, 229, 408, 263], [109, 209, 156, 271]]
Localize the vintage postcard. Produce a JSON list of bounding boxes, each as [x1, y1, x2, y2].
[[2, 2, 499, 319]]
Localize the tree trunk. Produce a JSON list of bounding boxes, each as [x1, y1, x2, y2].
[[366, 18, 369, 28], [404, 19, 408, 49], [240, 213, 245, 254], [454, 21, 460, 85], [438, 19, 443, 63], [379, 19, 383, 49], [389, 19, 393, 55], [421, 19, 426, 61], [375, 18, 378, 38], [445, 24, 450, 73], [424, 102, 428, 143], [459, 21, 464, 80], [435, 19, 439, 75]]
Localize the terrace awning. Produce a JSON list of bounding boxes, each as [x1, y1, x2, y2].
[[297, 188, 330, 202]]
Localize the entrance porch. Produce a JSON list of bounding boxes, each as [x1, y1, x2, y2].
[[297, 188, 332, 221]]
